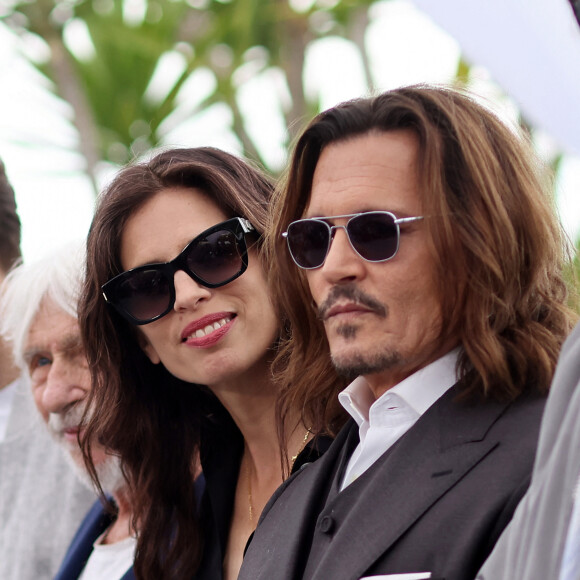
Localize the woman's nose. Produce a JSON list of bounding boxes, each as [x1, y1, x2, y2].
[[173, 270, 212, 312]]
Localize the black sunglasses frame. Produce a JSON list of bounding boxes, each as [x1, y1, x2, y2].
[[282, 211, 424, 270], [102, 217, 255, 325]]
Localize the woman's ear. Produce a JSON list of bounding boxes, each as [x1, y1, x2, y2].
[[137, 331, 161, 365]]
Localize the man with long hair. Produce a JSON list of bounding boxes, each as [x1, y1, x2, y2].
[[0, 164, 95, 580], [239, 85, 577, 580], [0, 243, 132, 579]]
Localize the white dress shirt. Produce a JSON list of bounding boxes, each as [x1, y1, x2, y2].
[[338, 349, 460, 491]]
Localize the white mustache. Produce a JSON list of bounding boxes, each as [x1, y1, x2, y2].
[[47, 404, 91, 441]]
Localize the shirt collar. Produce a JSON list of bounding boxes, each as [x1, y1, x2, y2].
[[338, 348, 461, 427]]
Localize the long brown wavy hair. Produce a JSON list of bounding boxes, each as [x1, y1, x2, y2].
[[79, 147, 274, 579], [268, 85, 578, 437]]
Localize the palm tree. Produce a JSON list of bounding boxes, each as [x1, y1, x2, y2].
[[3, 0, 579, 302], [3, 0, 378, 181]]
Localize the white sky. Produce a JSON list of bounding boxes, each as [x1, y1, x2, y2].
[[0, 0, 579, 262]]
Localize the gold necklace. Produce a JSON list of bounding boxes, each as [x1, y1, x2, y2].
[[291, 427, 312, 468], [246, 459, 254, 525], [246, 428, 311, 525]]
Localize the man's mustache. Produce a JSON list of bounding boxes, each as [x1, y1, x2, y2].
[[47, 403, 89, 439], [317, 283, 387, 320]]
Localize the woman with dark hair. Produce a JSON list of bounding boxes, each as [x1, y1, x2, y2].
[[78, 147, 335, 580]]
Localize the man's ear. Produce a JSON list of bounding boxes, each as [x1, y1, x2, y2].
[[137, 331, 161, 365]]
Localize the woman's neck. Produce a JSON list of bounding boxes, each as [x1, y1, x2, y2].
[[217, 371, 311, 580], [209, 365, 281, 470]]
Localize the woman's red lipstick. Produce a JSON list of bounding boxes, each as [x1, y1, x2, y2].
[[181, 312, 236, 348]]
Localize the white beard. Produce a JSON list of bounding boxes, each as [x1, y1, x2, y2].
[[60, 446, 126, 495], [47, 407, 126, 495]]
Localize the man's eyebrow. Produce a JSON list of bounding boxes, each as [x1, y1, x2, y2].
[[23, 333, 83, 362], [59, 333, 83, 352], [22, 347, 45, 364]]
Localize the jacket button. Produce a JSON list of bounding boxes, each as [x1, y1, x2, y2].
[[319, 516, 335, 534]]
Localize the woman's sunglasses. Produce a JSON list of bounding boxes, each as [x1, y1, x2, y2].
[[102, 217, 255, 325], [282, 211, 424, 270]]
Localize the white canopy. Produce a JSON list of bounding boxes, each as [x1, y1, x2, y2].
[[412, 0, 580, 156]]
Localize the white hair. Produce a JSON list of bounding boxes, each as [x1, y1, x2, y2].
[[0, 240, 86, 370]]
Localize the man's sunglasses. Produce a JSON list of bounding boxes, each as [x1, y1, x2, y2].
[[102, 217, 255, 325], [282, 211, 424, 270]]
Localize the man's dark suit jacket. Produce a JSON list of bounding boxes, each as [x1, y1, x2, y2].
[[238, 385, 546, 580], [53, 499, 135, 580]]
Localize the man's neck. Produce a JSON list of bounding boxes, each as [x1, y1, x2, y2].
[[103, 489, 133, 544]]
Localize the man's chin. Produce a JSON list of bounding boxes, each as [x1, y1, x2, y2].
[[330, 348, 369, 380], [331, 349, 401, 380], [58, 444, 125, 495], [58, 446, 95, 492]]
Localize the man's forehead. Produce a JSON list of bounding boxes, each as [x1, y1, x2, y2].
[[24, 303, 81, 356], [24, 330, 82, 357], [304, 130, 421, 219]]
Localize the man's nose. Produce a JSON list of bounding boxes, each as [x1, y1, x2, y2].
[[319, 227, 366, 284], [41, 361, 86, 414]]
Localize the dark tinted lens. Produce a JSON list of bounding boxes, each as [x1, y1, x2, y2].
[[115, 269, 171, 322], [187, 229, 243, 285], [348, 212, 399, 261], [286, 220, 330, 268]]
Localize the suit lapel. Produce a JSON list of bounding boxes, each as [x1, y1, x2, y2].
[[240, 422, 357, 580], [53, 501, 114, 580], [310, 388, 510, 580]]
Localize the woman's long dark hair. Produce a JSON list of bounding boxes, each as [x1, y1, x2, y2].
[[79, 147, 274, 579]]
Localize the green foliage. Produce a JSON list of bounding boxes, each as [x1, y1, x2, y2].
[[567, 241, 580, 313], [2, 0, 574, 211], [74, 0, 190, 159], [6, 0, 389, 173]]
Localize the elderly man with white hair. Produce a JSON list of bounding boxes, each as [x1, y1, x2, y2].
[[0, 242, 135, 580]]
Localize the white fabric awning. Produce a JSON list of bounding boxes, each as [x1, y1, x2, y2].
[[411, 0, 580, 156]]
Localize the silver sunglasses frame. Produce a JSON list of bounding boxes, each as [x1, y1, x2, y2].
[[282, 211, 424, 269]]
